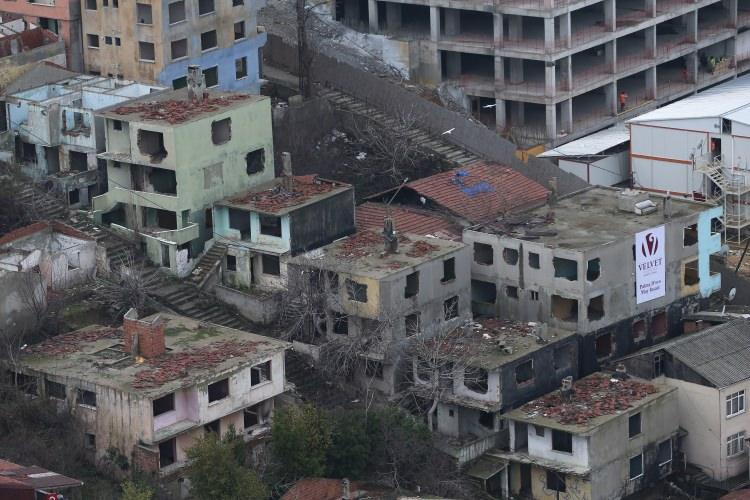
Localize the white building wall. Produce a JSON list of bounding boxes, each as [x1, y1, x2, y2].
[[526, 425, 590, 469]]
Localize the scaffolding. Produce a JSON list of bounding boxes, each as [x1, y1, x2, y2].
[[695, 155, 750, 245]]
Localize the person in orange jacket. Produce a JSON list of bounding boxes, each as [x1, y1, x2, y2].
[[619, 91, 628, 112]]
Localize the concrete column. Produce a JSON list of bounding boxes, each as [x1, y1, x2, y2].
[[687, 10, 698, 43], [494, 13, 503, 47], [495, 98, 507, 129], [646, 26, 656, 58], [604, 0, 616, 31], [495, 55, 505, 88], [446, 51, 461, 79], [645, 0, 656, 17], [508, 15, 523, 42], [686, 51, 698, 83], [561, 98, 573, 134], [560, 13, 572, 49], [544, 17, 555, 52], [511, 101, 525, 126], [730, 0, 739, 28], [386, 2, 401, 30], [368, 0, 379, 32], [606, 81, 618, 115], [560, 55, 572, 91], [546, 104, 557, 139], [606, 40, 617, 73], [646, 66, 656, 99], [445, 9, 460, 36], [509, 58, 524, 84], [430, 6, 440, 41], [545, 61, 556, 97], [345, 0, 360, 24]]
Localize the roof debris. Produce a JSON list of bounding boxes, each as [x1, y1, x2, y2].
[[227, 175, 342, 213], [24, 327, 121, 356], [111, 94, 251, 124]]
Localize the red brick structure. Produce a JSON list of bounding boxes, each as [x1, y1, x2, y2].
[[132, 445, 159, 474], [123, 309, 165, 359]]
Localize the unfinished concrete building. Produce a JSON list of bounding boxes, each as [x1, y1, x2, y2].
[[334, 0, 750, 147], [463, 186, 723, 374]]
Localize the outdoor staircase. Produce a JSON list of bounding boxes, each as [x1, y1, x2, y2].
[[318, 88, 486, 168], [17, 183, 68, 221], [696, 159, 727, 193], [187, 242, 227, 288]]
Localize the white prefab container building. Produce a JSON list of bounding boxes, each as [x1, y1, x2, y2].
[[628, 75, 750, 243]]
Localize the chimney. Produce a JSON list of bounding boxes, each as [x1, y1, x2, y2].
[[341, 478, 351, 500], [383, 216, 398, 254], [281, 152, 294, 191], [123, 308, 166, 359], [664, 193, 673, 220], [614, 363, 629, 380], [548, 177, 558, 207], [186, 65, 206, 102], [561, 375, 573, 400]]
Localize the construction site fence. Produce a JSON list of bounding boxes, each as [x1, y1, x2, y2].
[[265, 33, 589, 195]]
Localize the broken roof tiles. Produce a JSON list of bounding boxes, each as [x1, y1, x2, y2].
[[0, 220, 93, 246], [405, 163, 549, 223], [224, 175, 349, 214], [109, 92, 252, 124], [356, 202, 461, 239], [24, 327, 121, 356]]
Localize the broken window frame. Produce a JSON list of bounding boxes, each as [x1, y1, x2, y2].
[[207, 378, 230, 403], [405, 312, 420, 337], [251, 360, 272, 386], [211, 118, 231, 145], [245, 149, 265, 175], [464, 366, 489, 394], [244, 403, 263, 429], [443, 295, 459, 320], [515, 359, 533, 385]]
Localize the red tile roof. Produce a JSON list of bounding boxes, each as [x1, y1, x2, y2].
[[280, 478, 386, 500], [0, 221, 92, 246], [721, 491, 750, 500], [356, 202, 460, 239], [405, 163, 549, 223]]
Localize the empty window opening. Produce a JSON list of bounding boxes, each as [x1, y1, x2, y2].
[[444, 296, 459, 320], [442, 257, 456, 282], [684, 259, 699, 286], [586, 258, 600, 281], [346, 279, 368, 302], [653, 353, 664, 377], [587, 295, 604, 321], [506, 285, 519, 299], [333, 313, 348, 335], [474, 242, 493, 265], [226, 254, 237, 271], [416, 357, 432, 383], [85, 0, 97, 9], [530, 290, 539, 301], [551, 295, 578, 322], [169, 1, 186, 23], [138, 129, 167, 162], [405, 271, 419, 298], [139, 41, 155, 61], [535, 425, 545, 437], [503, 248, 519, 265], [632, 319, 646, 341], [105, 36, 113, 45], [595, 333, 613, 358], [148, 168, 177, 195], [207, 378, 229, 402], [651, 311, 667, 338], [236, 57, 248, 79], [684, 224, 698, 246], [198, 0, 215, 15], [204, 66, 219, 87], [479, 411, 494, 430], [201, 30, 218, 51], [262, 254, 280, 276], [546, 471, 566, 493], [112, 119, 123, 131], [153, 393, 175, 416], [204, 419, 220, 434], [528, 252, 540, 269], [658, 440, 672, 465], [14, 373, 37, 395], [68, 189, 80, 206], [246, 149, 265, 174], [628, 412, 642, 438], [244, 404, 261, 428], [172, 76, 187, 89], [84, 433, 96, 450], [472, 279, 496, 304], [69, 150, 88, 172], [171, 38, 187, 60], [19, 140, 37, 163], [137, 3, 153, 24], [465, 367, 488, 394], [211, 118, 231, 145], [235, 21, 246, 40], [155, 209, 177, 230], [87, 34, 99, 48], [228, 208, 250, 239], [366, 361, 384, 380], [629, 454, 643, 479], [251, 361, 271, 385], [405, 313, 420, 336], [552, 430, 573, 453], [77, 388, 97, 407], [159, 439, 176, 468], [515, 359, 533, 384], [553, 257, 578, 281], [553, 346, 572, 371], [259, 215, 282, 237], [46, 380, 66, 400]]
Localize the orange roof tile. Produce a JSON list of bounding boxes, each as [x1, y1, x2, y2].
[[280, 478, 387, 500], [356, 202, 460, 239], [405, 163, 549, 223]]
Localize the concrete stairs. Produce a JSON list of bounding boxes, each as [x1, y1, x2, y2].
[[318, 88, 485, 168], [187, 242, 227, 288], [17, 183, 68, 222]]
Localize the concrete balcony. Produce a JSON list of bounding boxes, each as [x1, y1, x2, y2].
[[93, 186, 181, 214], [434, 432, 500, 465]]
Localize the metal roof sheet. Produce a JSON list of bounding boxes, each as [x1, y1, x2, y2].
[[538, 125, 630, 158], [628, 74, 750, 123], [663, 319, 750, 388]]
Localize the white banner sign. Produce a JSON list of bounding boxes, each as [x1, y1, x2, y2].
[[635, 225, 666, 304]]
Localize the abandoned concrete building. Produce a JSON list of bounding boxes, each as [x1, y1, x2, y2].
[[464, 186, 723, 374], [493, 371, 678, 500], [0, 20, 67, 73], [1, 74, 164, 208], [92, 86, 275, 276], [0, 221, 96, 329], [12, 309, 289, 478], [211, 173, 355, 324], [288, 229, 471, 396], [0, 459, 83, 500], [619, 319, 750, 491], [409, 318, 578, 470], [371, 163, 549, 227], [333, 0, 750, 147]]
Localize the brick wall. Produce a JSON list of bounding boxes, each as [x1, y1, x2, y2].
[[123, 312, 165, 358], [132, 444, 159, 474]]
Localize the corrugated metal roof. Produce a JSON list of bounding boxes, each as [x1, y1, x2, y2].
[[628, 73, 750, 123], [405, 162, 549, 224], [538, 125, 630, 158], [663, 320, 750, 388]]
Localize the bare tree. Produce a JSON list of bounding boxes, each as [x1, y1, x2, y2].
[[93, 252, 159, 317]]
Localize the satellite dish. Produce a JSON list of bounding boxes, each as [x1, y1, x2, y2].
[[728, 288, 737, 302]]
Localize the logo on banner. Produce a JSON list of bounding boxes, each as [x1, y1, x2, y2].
[[635, 226, 666, 304]]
